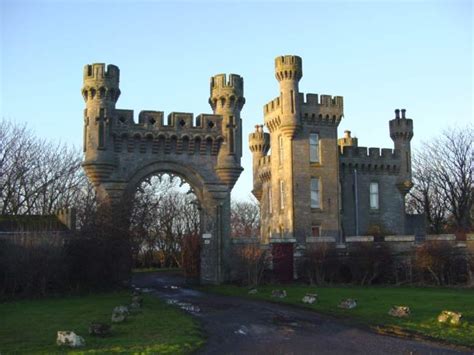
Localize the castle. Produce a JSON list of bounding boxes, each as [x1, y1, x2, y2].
[[81, 56, 418, 283], [249, 55, 414, 248]]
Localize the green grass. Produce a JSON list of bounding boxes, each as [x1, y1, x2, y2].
[[203, 284, 474, 348], [0, 291, 204, 354]]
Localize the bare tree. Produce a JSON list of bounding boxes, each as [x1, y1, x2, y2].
[[231, 197, 260, 238], [130, 174, 200, 268], [408, 126, 473, 233], [0, 119, 85, 216]]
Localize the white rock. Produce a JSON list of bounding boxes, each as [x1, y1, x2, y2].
[[302, 293, 318, 304], [338, 298, 357, 309], [56, 331, 85, 347]]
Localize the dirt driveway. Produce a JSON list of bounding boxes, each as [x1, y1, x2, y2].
[[132, 272, 471, 355]]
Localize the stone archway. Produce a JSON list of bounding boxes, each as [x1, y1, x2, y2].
[[81, 63, 244, 284]]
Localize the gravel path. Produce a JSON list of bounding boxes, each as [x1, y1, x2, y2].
[[132, 272, 472, 355]]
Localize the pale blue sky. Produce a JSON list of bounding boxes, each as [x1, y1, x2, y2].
[[1, 0, 472, 201]]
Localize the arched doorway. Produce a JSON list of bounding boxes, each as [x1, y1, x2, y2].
[[130, 173, 200, 278]]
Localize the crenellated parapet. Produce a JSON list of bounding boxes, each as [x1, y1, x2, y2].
[[209, 74, 245, 112], [82, 62, 245, 190], [340, 146, 401, 174], [257, 155, 272, 182], [82, 63, 121, 103], [110, 111, 224, 156], [249, 125, 270, 154], [299, 93, 344, 126]]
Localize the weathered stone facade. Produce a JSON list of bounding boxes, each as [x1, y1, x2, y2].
[[82, 63, 244, 284], [250, 55, 415, 250]]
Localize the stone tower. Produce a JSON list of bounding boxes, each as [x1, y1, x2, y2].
[[82, 64, 121, 190], [390, 109, 414, 195], [210, 74, 245, 188], [253, 55, 344, 245]]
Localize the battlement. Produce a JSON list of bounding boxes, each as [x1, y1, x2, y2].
[[258, 155, 271, 167], [263, 97, 281, 115], [340, 146, 401, 174], [249, 125, 271, 154], [340, 146, 398, 159], [115, 109, 223, 132], [83, 63, 120, 82], [300, 93, 344, 108], [211, 73, 243, 90], [275, 55, 303, 81]]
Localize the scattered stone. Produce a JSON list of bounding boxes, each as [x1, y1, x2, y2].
[[165, 299, 200, 313], [88, 322, 111, 337], [388, 306, 410, 318], [271, 289, 287, 298], [132, 289, 141, 297], [248, 288, 258, 295], [56, 331, 85, 347], [338, 298, 357, 309], [113, 305, 129, 315], [111, 312, 126, 323], [111, 305, 129, 323], [302, 293, 318, 304], [438, 310, 463, 326], [130, 295, 143, 310]]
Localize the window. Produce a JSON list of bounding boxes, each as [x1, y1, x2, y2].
[[311, 178, 320, 208], [268, 186, 272, 214], [370, 182, 379, 209], [311, 225, 320, 237], [279, 135, 284, 166], [280, 180, 285, 210], [309, 133, 319, 163]]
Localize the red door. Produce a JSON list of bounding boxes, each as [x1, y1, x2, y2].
[[272, 243, 294, 283]]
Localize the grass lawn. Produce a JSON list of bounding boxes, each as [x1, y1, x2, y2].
[[203, 284, 474, 348], [0, 291, 204, 354]]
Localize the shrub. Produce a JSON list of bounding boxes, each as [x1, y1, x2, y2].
[[230, 244, 270, 287]]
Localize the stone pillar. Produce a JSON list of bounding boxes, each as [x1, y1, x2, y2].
[[199, 188, 231, 284]]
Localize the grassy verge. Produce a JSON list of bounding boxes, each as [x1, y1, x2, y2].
[[0, 291, 204, 354], [203, 284, 474, 348]]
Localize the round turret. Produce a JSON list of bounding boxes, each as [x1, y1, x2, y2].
[[249, 125, 270, 155], [274, 55, 302, 138], [389, 108, 414, 195], [389, 109, 414, 142], [210, 73, 245, 189], [82, 63, 121, 103], [82, 63, 120, 185], [275, 55, 303, 82], [209, 74, 245, 114]]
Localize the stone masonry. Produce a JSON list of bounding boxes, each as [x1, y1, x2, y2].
[[82, 63, 245, 284], [250, 55, 415, 254]]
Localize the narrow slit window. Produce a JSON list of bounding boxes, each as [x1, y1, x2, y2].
[[370, 182, 379, 209], [311, 178, 320, 208], [279, 135, 284, 166], [268, 186, 272, 214], [310, 133, 319, 163], [280, 180, 285, 210]]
